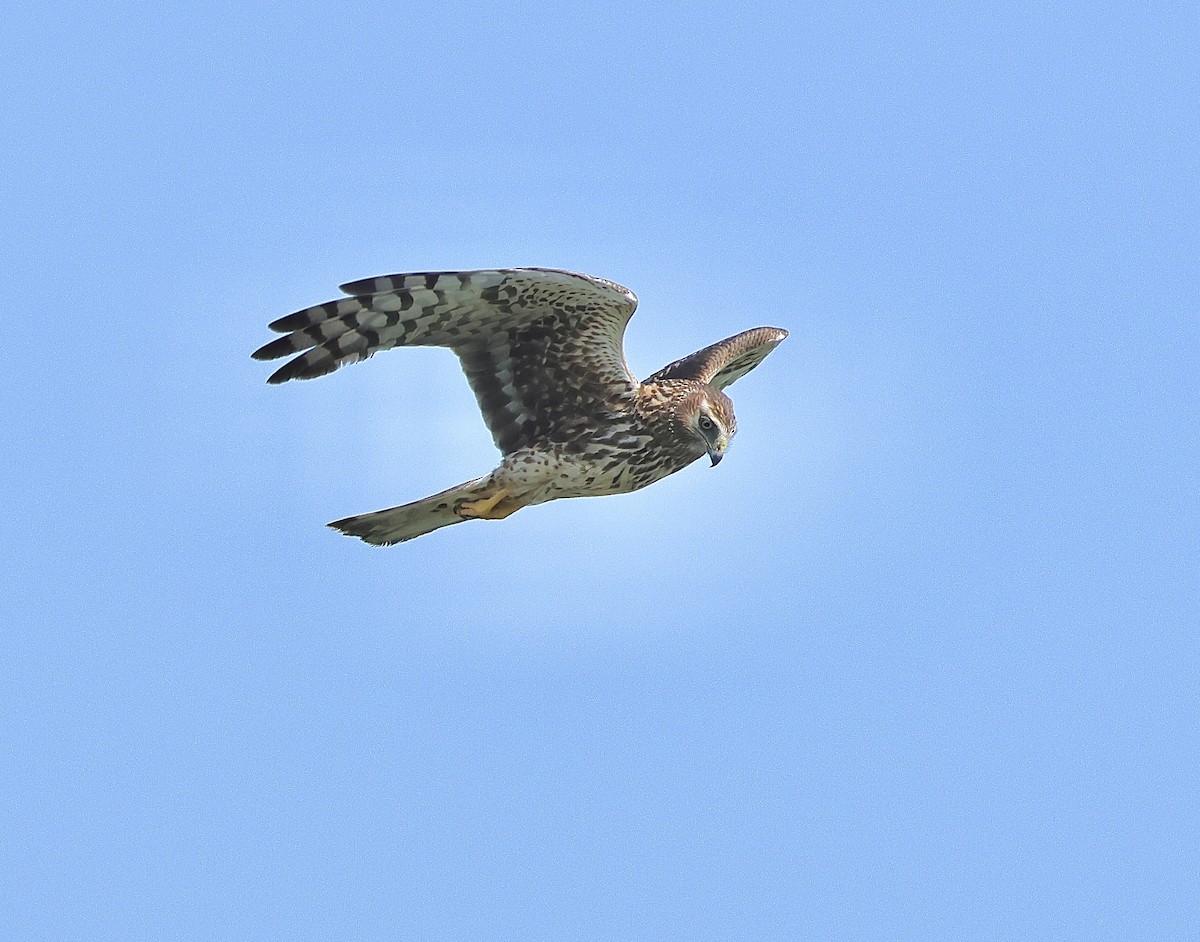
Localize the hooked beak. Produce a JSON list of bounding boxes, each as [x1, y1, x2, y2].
[[708, 434, 730, 467]]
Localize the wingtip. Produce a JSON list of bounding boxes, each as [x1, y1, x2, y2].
[[266, 362, 299, 384], [252, 336, 290, 361], [266, 313, 300, 333]]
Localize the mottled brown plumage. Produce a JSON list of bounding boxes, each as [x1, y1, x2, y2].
[[253, 268, 786, 544]]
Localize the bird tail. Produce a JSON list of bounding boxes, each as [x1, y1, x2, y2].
[[328, 476, 488, 546]]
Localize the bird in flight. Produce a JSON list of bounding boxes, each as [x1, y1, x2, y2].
[[253, 268, 787, 545]]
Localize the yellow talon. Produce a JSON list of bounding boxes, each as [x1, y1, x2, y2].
[[455, 488, 521, 520]]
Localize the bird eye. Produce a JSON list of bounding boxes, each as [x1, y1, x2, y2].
[[698, 415, 715, 432]]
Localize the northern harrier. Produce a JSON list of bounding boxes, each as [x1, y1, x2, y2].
[[253, 268, 787, 545]]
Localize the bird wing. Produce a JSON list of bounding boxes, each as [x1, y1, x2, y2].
[[643, 327, 788, 390], [253, 268, 639, 454]]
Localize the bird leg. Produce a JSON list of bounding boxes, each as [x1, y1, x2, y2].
[[454, 487, 522, 521]]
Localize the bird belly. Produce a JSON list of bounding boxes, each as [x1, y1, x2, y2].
[[494, 447, 658, 505]]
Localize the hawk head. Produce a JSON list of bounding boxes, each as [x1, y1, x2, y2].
[[680, 386, 737, 466]]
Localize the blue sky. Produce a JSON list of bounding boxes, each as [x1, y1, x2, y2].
[[3, 1, 1197, 938]]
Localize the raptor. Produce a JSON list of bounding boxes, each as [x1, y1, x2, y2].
[[253, 268, 787, 545]]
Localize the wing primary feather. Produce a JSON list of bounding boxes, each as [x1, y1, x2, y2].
[[644, 327, 787, 389]]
